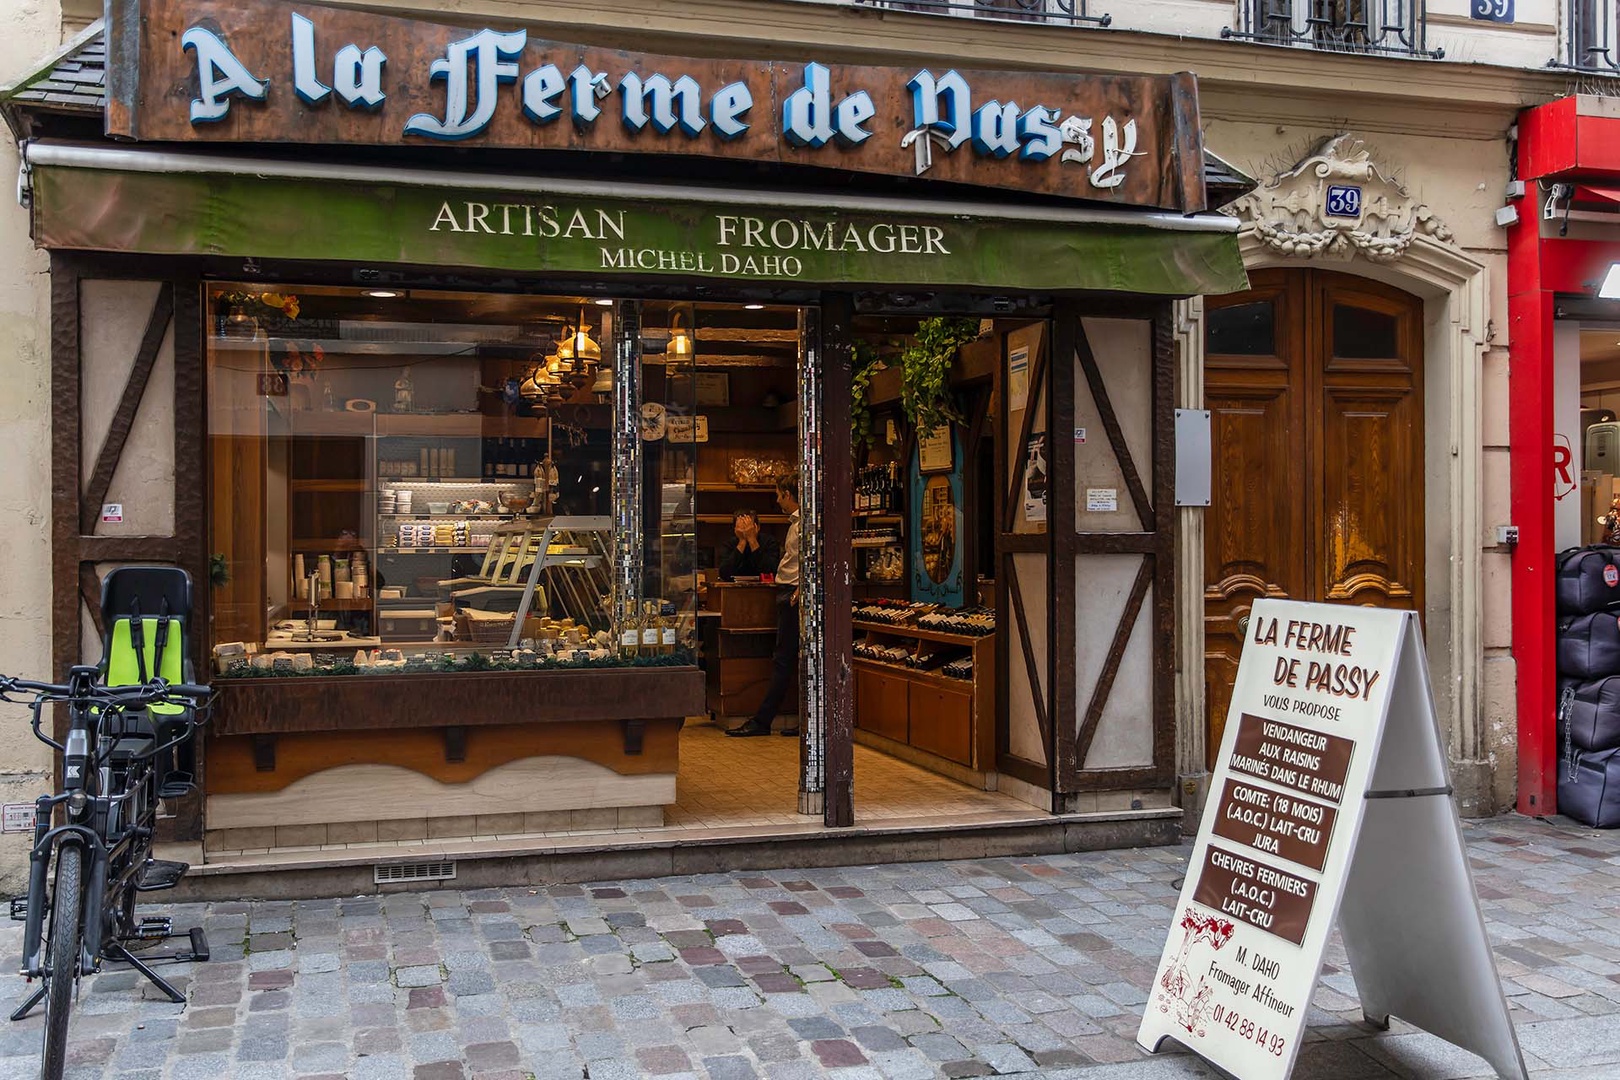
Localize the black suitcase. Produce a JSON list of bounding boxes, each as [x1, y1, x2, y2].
[[1557, 612, 1620, 679], [1560, 677, 1620, 753], [1558, 747, 1620, 828], [1557, 546, 1620, 616]]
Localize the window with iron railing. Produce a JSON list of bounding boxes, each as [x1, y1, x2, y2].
[[1562, 0, 1620, 70], [851, 0, 1110, 27], [1223, 0, 1441, 58]]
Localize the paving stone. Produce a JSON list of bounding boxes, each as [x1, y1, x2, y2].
[[0, 816, 1610, 1080]]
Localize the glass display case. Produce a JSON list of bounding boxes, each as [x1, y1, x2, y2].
[[206, 284, 695, 675]]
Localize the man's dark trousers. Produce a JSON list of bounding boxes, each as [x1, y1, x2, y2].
[[749, 588, 799, 730]]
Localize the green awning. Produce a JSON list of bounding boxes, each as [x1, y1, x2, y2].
[[27, 145, 1248, 297]]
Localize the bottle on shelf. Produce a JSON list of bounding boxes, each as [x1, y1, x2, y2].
[[640, 599, 660, 653], [620, 603, 642, 658], [660, 602, 678, 654]]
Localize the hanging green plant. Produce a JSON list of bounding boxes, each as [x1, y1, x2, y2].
[[900, 317, 979, 438], [851, 339, 884, 453]]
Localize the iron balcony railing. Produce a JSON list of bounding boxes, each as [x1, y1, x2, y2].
[[1223, 0, 1442, 58], [1561, 0, 1620, 70], [852, 0, 1110, 27]]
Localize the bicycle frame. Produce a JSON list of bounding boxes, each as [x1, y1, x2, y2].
[[17, 667, 172, 980]]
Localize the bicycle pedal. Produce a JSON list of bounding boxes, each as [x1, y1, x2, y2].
[[8, 897, 25, 922], [134, 918, 172, 940], [157, 774, 195, 800], [135, 859, 189, 892]]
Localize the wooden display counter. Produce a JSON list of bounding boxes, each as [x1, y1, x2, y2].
[[700, 583, 798, 721], [202, 666, 703, 849], [852, 620, 995, 787]]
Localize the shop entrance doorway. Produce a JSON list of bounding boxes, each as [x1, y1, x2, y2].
[[1202, 268, 1425, 764]]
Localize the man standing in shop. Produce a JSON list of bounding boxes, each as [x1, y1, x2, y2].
[[727, 473, 801, 738]]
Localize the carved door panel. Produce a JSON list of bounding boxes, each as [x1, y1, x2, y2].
[[1203, 269, 1422, 765]]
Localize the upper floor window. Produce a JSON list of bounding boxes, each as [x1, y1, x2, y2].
[[852, 0, 1111, 27], [1564, 0, 1620, 70], [1223, 0, 1442, 58]]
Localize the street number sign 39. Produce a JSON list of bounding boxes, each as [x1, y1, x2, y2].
[[1472, 0, 1514, 23]]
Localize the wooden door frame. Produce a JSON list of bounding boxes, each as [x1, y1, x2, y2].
[[1049, 298, 1179, 793], [995, 318, 1056, 793], [49, 252, 209, 840]]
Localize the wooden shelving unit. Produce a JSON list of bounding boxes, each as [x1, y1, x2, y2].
[[851, 620, 995, 785]]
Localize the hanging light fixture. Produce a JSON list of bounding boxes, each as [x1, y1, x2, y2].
[[667, 308, 695, 363], [591, 363, 614, 402], [568, 304, 602, 366]]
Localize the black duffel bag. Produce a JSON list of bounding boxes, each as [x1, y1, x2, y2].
[[1557, 546, 1620, 616], [1557, 612, 1620, 679], [1560, 677, 1620, 752], [1558, 747, 1620, 828]]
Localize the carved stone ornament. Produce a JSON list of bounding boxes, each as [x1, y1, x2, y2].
[[1229, 134, 1453, 262]]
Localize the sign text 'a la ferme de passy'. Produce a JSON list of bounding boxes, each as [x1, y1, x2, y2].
[[106, 0, 1208, 212]]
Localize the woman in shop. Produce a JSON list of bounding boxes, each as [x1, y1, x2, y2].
[[726, 475, 802, 738], [718, 509, 780, 582]]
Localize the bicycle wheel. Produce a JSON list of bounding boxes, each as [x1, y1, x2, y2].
[[41, 844, 83, 1080]]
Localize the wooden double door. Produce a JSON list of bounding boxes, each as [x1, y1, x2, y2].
[[1203, 268, 1424, 763]]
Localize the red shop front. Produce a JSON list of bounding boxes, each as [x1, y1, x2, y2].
[[1508, 95, 1620, 816]]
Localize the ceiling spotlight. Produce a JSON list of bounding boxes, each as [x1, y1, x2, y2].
[[594, 298, 614, 307], [365, 289, 399, 299]]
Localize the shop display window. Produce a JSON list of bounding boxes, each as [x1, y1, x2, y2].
[[205, 284, 694, 676]]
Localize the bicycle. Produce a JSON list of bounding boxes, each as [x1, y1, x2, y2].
[[3, 566, 214, 1080]]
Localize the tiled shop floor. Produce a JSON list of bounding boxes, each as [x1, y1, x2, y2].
[[667, 720, 1033, 829], [203, 721, 1043, 861], [3, 813, 1617, 1079]]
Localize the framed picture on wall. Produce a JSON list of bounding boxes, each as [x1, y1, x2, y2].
[[694, 372, 730, 406], [918, 426, 954, 473], [910, 432, 965, 607]]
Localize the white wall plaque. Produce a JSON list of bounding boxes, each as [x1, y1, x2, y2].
[[1085, 488, 1117, 513], [2, 804, 33, 833], [1138, 599, 1527, 1080], [100, 503, 124, 523]]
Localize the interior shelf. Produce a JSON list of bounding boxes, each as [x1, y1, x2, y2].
[[851, 620, 991, 647], [286, 598, 374, 612], [292, 479, 368, 492]]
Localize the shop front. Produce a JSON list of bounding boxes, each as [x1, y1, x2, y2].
[[4, 0, 1248, 883], [1507, 95, 1620, 823]]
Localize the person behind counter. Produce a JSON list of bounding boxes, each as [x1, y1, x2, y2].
[[727, 474, 802, 738], [719, 509, 780, 581]]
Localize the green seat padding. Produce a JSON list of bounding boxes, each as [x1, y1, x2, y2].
[[106, 618, 186, 717]]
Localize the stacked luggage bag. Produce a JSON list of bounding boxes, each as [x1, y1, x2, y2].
[[1556, 546, 1620, 827]]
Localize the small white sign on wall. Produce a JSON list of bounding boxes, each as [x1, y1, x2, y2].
[[100, 503, 124, 524], [1086, 488, 1117, 513], [2, 804, 34, 833]]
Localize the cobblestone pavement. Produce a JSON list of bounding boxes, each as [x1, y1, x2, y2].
[[0, 813, 1616, 1080]]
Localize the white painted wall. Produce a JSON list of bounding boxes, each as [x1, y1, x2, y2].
[[797, 0, 1568, 72], [0, 0, 65, 896]]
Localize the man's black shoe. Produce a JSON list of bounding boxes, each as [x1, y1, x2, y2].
[[725, 724, 772, 737]]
